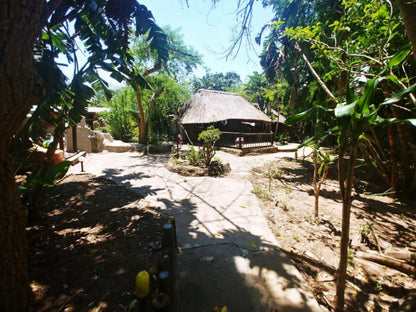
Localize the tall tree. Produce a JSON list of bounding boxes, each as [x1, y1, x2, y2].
[[0, 2, 167, 310], [116, 26, 201, 143], [191, 71, 242, 92], [243, 71, 289, 115], [395, 0, 416, 60], [141, 74, 192, 142]]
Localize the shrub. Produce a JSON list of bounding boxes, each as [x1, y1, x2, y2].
[[102, 89, 138, 142], [185, 146, 203, 165], [198, 126, 222, 165]]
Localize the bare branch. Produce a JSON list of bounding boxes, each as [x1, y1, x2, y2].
[[143, 62, 161, 77], [223, 0, 256, 60], [294, 42, 338, 104]]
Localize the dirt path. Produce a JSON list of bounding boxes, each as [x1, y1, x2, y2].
[[64, 149, 322, 311], [30, 147, 415, 311]]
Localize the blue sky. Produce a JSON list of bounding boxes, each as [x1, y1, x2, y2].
[[58, 1, 274, 88], [140, 0, 274, 82]]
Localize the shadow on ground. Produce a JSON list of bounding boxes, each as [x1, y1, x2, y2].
[[28, 174, 167, 312], [29, 153, 321, 311]]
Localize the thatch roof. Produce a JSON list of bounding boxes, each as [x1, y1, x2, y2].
[[179, 89, 272, 124], [270, 109, 287, 123]]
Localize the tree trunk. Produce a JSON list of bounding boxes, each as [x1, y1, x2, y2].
[[294, 42, 338, 106], [395, 0, 416, 61], [0, 1, 46, 310], [388, 124, 397, 197], [0, 153, 31, 312], [144, 87, 165, 143], [334, 141, 358, 312], [356, 251, 416, 276], [313, 150, 319, 219], [135, 89, 146, 144], [288, 68, 299, 110]]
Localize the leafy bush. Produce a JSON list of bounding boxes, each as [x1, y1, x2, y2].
[[184, 146, 203, 165], [19, 160, 71, 211], [198, 126, 222, 165], [103, 89, 138, 142]]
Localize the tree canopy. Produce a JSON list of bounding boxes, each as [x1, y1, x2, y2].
[[191, 71, 242, 92]]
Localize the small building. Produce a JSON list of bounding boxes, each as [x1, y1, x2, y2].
[[178, 89, 273, 149]]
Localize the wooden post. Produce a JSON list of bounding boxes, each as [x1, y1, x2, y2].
[[72, 126, 77, 152], [158, 271, 171, 302], [158, 252, 170, 272], [168, 216, 178, 248], [162, 223, 174, 251]]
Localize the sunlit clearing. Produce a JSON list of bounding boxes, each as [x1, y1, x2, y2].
[[233, 256, 304, 307], [56, 225, 110, 245]]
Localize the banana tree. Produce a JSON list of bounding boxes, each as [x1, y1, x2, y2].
[[287, 70, 416, 310]]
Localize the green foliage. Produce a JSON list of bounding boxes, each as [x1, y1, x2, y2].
[[141, 74, 192, 141], [103, 89, 138, 142], [359, 222, 374, 237], [198, 126, 222, 144], [124, 26, 200, 143], [374, 282, 383, 292], [130, 26, 201, 80], [198, 126, 222, 165], [347, 249, 355, 266], [243, 72, 289, 114], [192, 72, 242, 93], [20, 161, 70, 191], [252, 186, 273, 200], [266, 168, 285, 179], [184, 146, 203, 165], [261, 1, 416, 308], [19, 161, 71, 208]]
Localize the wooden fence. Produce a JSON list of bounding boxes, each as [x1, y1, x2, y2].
[[217, 131, 273, 149]]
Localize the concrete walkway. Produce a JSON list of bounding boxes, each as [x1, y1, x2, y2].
[[67, 146, 321, 311]]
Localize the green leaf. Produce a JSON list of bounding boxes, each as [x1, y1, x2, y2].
[[132, 72, 152, 90], [286, 107, 314, 125], [357, 77, 383, 113], [110, 71, 129, 83], [318, 163, 324, 175], [388, 43, 412, 68], [385, 74, 399, 85], [403, 119, 416, 127], [381, 84, 416, 105], [335, 102, 355, 147], [335, 102, 355, 119], [346, 79, 356, 104], [43, 161, 71, 185]]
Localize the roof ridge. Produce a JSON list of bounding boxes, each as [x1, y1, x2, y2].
[[197, 88, 239, 96]]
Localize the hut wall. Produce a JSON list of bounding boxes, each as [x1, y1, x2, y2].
[[180, 124, 203, 145], [181, 120, 272, 148]]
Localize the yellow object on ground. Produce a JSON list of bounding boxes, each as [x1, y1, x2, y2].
[[135, 271, 150, 299]]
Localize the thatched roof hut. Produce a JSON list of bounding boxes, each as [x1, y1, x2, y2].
[[178, 89, 275, 149], [179, 89, 272, 124]]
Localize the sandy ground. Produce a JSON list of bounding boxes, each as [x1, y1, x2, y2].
[[28, 146, 415, 311], [251, 157, 416, 311]]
